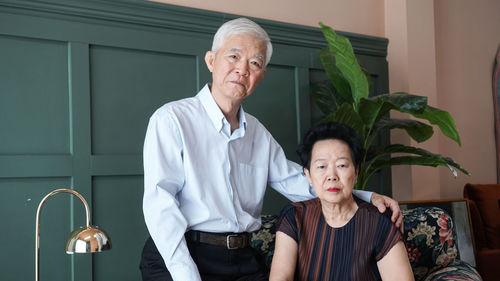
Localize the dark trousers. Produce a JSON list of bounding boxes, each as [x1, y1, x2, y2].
[[139, 236, 268, 281]]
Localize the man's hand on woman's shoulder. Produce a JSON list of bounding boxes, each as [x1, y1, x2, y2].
[[370, 193, 403, 230]]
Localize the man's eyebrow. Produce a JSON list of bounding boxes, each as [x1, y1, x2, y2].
[[227, 48, 264, 61]]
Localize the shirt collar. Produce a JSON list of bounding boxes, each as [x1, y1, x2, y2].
[[239, 106, 248, 130], [197, 84, 247, 133]]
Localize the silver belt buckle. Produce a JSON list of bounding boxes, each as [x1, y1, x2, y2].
[[226, 234, 238, 250]]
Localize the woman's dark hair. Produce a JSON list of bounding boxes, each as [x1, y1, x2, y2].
[[297, 121, 365, 170]]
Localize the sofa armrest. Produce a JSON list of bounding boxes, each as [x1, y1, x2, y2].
[[475, 248, 500, 281], [467, 199, 487, 250], [423, 260, 482, 281], [402, 207, 459, 278]]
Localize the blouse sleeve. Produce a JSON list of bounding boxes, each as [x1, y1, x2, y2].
[[276, 204, 299, 242], [373, 210, 403, 261]]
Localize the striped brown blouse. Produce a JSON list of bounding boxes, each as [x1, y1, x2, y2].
[[276, 196, 402, 281]]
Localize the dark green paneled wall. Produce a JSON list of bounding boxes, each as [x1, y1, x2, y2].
[[0, 0, 390, 280]]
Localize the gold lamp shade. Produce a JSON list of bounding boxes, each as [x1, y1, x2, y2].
[[66, 225, 112, 254], [35, 188, 112, 281]]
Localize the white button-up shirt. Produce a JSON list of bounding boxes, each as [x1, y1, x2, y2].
[[143, 84, 372, 281]]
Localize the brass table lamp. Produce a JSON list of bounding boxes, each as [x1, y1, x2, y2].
[[35, 188, 112, 281]]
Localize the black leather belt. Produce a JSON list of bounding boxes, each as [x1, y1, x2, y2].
[[186, 230, 250, 250]]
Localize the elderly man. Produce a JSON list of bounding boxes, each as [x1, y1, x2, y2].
[[140, 17, 401, 281]]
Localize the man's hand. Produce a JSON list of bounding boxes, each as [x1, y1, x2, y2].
[[371, 193, 403, 230]]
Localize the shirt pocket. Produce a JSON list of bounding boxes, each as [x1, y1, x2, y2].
[[234, 162, 268, 216]]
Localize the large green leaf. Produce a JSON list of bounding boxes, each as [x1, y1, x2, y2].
[[367, 94, 460, 145], [358, 144, 470, 190], [372, 156, 465, 174], [318, 47, 353, 103], [375, 118, 434, 143], [368, 93, 428, 115], [319, 22, 369, 107], [414, 106, 461, 146], [310, 81, 340, 115], [367, 144, 470, 176], [358, 93, 428, 133], [377, 92, 428, 113], [358, 155, 464, 190], [322, 102, 366, 140], [358, 98, 384, 129]]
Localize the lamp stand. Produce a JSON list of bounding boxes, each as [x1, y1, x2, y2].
[[35, 188, 111, 281]]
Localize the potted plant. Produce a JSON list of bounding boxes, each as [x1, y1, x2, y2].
[[312, 22, 469, 190]]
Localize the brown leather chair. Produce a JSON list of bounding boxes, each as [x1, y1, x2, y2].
[[464, 183, 500, 281]]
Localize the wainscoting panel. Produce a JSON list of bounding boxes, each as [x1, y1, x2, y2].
[[89, 45, 198, 155], [92, 175, 148, 281], [0, 177, 73, 281], [0, 35, 70, 155]]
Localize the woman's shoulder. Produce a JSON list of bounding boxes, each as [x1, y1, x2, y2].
[[278, 198, 321, 220], [355, 195, 394, 222], [290, 198, 321, 211]]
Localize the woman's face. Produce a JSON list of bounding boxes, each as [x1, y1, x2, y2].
[[305, 139, 358, 205]]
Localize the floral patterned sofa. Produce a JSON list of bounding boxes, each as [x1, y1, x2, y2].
[[250, 207, 482, 281]]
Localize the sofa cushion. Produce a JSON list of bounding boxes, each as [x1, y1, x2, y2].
[[464, 183, 500, 248], [402, 207, 458, 281], [250, 215, 278, 269]]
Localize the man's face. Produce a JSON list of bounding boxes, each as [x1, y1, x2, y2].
[[205, 33, 267, 104]]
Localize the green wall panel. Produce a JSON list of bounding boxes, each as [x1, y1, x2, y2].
[[90, 45, 198, 155], [0, 35, 70, 154], [0, 0, 390, 280], [92, 175, 149, 281], [244, 64, 304, 213], [245, 64, 299, 161], [0, 177, 73, 281]]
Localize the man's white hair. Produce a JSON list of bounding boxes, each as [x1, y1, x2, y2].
[[211, 17, 273, 68]]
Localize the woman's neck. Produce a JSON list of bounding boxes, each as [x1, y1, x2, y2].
[[320, 196, 359, 228]]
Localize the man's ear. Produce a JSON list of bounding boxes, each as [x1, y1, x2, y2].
[[256, 68, 267, 83], [205, 51, 215, 72]]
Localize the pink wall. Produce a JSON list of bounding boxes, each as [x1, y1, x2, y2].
[[387, 0, 500, 200], [386, 1, 443, 200], [434, 0, 500, 198], [149, 0, 385, 37], [151, 0, 500, 200]]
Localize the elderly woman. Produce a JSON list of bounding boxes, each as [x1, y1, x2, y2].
[[269, 122, 413, 281]]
